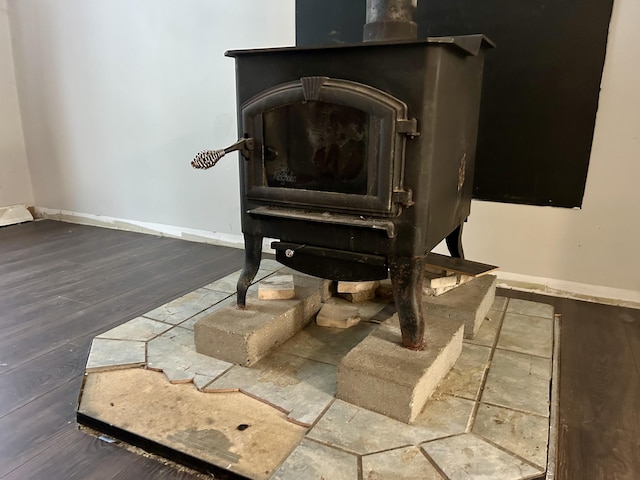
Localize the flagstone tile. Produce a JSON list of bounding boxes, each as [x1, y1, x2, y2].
[[438, 343, 492, 400], [362, 446, 445, 480], [498, 312, 553, 358], [179, 296, 235, 330], [308, 398, 471, 455], [506, 298, 554, 319], [278, 320, 378, 366], [272, 439, 357, 480], [473, 403, 549, 469], [86, 338, 146, 372], [97, 316, 173, 341], [206, 352, 335, 427], [482, 349, 551, 416], [201, 268, 276, 294], [421, 433, 543, 480], [143, 288, 229, 324], [147, 327, 233, 381]]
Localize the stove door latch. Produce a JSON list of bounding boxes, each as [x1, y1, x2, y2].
[[191, 137, 254, 170]]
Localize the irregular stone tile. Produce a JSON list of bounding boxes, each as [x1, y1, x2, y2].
[[258, 259, 283, 271], [438, 343, 492, 400], [465, 309, 504, 348], [97, 317, 173, 341], [163, 368, 195, 384], [85, 339, 146, 372], [206, 352, 335, 426], [201, 268, 275, 294], [272, 439, 357, 480], [491, 296, 508, 312], [179, 297, 235, 331], [473, 403, 549, 469], [193, 374, 214, 391], [147, 327, 233, 381], [482, 349, 551, 416], [421, 433, 543, 479], [498, 312, 553, 358], [278, 321, 378, 366], [308, 399, 450, 454], [362, 446, 445, 480], [506, 298, 554, 319], [412, 395, 476, 442], [143, 288, 229, 324]]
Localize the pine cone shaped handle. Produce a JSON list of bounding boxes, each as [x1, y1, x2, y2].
[[191, 149, 226, 170]]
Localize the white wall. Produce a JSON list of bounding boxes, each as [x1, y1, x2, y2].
[[7, 0, 639, 297], [0, 0, 32, 207], [8, 0, 295, 234]]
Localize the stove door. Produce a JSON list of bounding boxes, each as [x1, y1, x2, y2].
[[241, 76, 417, 216]]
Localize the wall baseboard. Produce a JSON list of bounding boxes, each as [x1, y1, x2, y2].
[[34, 207, 246, 250], [495, 271, 640, 310], [34, 207, 640, 310]]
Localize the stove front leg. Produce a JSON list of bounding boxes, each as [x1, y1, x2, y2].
[[237, 234, 263, 309], [389, 256, 425, 350]]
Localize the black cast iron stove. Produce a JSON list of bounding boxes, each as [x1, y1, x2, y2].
[[193, 0, 492, 350]]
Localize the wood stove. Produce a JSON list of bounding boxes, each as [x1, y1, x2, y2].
[[193, 0, 492, 350]]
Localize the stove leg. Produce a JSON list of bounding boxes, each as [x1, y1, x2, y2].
[[389, 256, 425, 350], [445, 221, 465, 259], [237, 234, 263, 308]]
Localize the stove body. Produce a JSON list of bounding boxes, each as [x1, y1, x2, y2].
[[225, 36, 490, 349]]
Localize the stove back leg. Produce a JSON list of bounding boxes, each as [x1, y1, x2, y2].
[[445, 221, 465, 259], [389, 256, 425, 350], [237, 234, 263, 308]]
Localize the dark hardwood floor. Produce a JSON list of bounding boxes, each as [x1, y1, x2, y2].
[[0, 220, 244, 479], [1, 220, 638, 479]]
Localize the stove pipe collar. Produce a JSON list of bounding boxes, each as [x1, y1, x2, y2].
[[363, 0, 418, 42]]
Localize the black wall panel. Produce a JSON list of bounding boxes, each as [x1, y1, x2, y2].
[[295, 0, 614, 208]]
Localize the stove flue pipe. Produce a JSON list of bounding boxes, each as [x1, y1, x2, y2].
[[363, 0, 418, 42]]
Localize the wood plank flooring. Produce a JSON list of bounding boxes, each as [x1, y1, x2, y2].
[[0, 220, 244, 479], [1, 220, 639, 479]]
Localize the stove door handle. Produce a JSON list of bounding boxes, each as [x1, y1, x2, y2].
[[191, 138, 254, 170]]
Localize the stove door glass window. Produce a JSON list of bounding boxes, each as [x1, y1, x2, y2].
[[262, 101, 369, 195]]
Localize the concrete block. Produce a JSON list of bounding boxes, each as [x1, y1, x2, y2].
[[336, 315, 463, 424], [258, 275, 295, 300], [316, 303, 361, 329], [194, 276, 324, 366], [337, 281, 380, 293], [423, 275, 497, 339]]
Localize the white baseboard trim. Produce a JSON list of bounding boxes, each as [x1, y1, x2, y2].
[[33, 207, 247, 250], [495, 271, 640, 310], [33, 207, 640, 309]]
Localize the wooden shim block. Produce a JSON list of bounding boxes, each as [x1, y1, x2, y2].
[[258, 275, 295, 300], [316, 303, 361, 329], [337, 280, 380, 293]]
